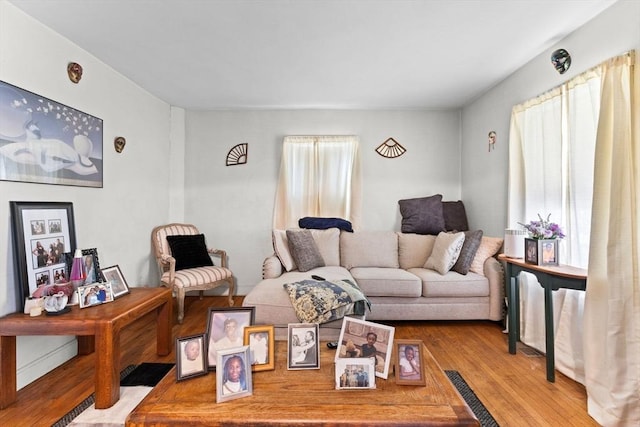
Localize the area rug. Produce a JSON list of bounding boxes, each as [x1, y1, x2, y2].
[[53, 363, 174, 427], [445, 370, 500, 427]]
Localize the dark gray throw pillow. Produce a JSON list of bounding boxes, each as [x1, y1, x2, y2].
[[286, 229, 325, 272], [452, 230, 483, 275], [443, 200, 469, 232], [398, 194, 445, 235], [166, 234, 214, 271]]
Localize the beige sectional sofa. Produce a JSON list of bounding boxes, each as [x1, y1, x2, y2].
[[242, 228, 504, 340]]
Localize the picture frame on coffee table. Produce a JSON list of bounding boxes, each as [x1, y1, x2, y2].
[[394, 339, 426, 386], [287, 323, 320, 370], [216, 346, 253, 403], [335, 357, 376, 390], [206, 307, 255, 370], [176, 333, 208, 381], [335, 317, 395, 379], [243, 325, 275, 372]]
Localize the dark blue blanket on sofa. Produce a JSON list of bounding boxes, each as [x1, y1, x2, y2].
[[298, 217, 353, 232]]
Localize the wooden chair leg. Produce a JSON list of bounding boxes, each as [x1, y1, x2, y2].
[[227, 278, 235, 307], [176, 288, 186, 324]]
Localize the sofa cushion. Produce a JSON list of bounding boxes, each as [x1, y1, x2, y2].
[[424, 231, 465, 275], [408, 268, 489, 298], [286, 229, 325, 272], [397, 233, 436, 269], [273, 228, 340, 271], [349, 267, 422, 297], [469, 236, 503, 275], [398, 194, 445, 235], [442, 200, 469, 232], [340, 231, 399, 269], [451, 230, 483, 275], [165, 234, 214, 271]]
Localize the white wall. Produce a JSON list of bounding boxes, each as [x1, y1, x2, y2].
[[0, 1, 173, 388], [461, 0, 640, 236], [184, 109, 462, 294]]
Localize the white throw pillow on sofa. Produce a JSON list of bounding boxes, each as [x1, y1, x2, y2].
[[424, 231, 465, 275]]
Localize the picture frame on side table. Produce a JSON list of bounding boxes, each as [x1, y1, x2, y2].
[[216, 346, 253, 403], [176, 333, 208, 381], [77, 282, 114, 308], [10, 201, 77, 311], [80, 248, 105, 285], [100, 265, 130, 298], [335, 317, 395, 379], [335, 357, 376, 390], [287, 323, 320, 370], [206, 307, 255, 370], [243, 325, 275, 372], [394, 339, 426, 386]]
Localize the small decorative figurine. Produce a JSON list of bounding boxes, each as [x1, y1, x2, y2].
[[67, 62, 83, 83], [114, 136, 126, 153], [551, 49, 571, 74], [488, 131, 497, 152]]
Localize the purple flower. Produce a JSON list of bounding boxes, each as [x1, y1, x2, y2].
[[518, 214, 564, 239]]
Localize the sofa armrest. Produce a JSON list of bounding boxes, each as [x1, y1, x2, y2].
[[484, 256, 505, 321], [263, 254, 284, 279]]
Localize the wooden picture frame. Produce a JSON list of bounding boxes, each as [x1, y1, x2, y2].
[[243, 325, 275, 372], [216, 346, 253, 403], [77, 281, 114, 308], [335, 357, 376, 390], [335, 317, 395, 379], [100, 265, 130, 298], [10, 201, 77, 311], [176, 333, 208, 381], [394, 339, 426, 386], [287, 323, 320, 370], [206, 307, 255, 370]]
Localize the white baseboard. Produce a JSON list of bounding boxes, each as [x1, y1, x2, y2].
[[17, 336, 77, 390]]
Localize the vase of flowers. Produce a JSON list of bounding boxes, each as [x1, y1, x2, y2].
[[520, 214, 564, 266]]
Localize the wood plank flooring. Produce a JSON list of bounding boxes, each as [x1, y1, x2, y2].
[[0, 295, 598, 427]]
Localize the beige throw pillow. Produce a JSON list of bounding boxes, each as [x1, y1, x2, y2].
[[469, 236, 504, 275], [424, 231, 465, 275]]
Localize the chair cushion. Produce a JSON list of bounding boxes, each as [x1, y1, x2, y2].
[[451, 230, 483, 275], [398, 194, 445, 235], [166, 234, 213, 271], [162, 266, 232, 289], [286, 229, 325, 272]]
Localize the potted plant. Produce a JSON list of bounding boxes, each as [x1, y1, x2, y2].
[[520, 214, 565, 266]]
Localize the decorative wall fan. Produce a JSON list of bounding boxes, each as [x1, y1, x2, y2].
[[375, 138, 406, 158], [226, 143, 248, 166]]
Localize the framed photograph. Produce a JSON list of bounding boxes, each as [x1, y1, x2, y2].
[[287, 323, 320, 370], [335, 357, 376, 390], [243, 325, 275, 372], [216, 346, 253, 403], [394, 339, 426, 386], [524, 238, 539, 264], [0, 80, 103, 187], [206, 307, 255, 370], [524, 238, 559, 266], [176, 333, 208, 381], [77, 282, 114, 308], [335, 317, 395, 379], [80, 248, 105, 285], [10, 201, 76, 311], [100, 265, 130, 298]]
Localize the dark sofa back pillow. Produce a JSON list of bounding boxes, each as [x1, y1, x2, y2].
[[442, 200, 469, 232], [398, 194, 445, 235]]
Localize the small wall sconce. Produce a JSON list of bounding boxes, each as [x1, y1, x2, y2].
[[114, 136, 126, 153], [67, 62, 83, 83]]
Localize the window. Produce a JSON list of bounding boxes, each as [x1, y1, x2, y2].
[[273, 135, 361, 229]]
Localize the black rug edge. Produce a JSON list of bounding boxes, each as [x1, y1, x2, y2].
[[445, 370, 500, 427]]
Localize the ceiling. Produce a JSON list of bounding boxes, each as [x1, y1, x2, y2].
[[8, 0, 618, 110]]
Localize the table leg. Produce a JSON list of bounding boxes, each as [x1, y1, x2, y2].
[[156, 295, 172, 356], [0, 336, 17, 409], [508, 276, 518, 354], [544, 285, 555, 382], [77, 336, 95, 355], [94, 324, 120, 409]]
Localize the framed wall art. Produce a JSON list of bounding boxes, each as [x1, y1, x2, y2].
[[335, 317, 395, 379], [243, 324, 275, 372], [0, 80, 103, 187], [206, 307, 255, 370], [176, 333, 208, 381], [101, 265, 130, 298], [394, 339, 426, 386], [10, 201, 77, 311]]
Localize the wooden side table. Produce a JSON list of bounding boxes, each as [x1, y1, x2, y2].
[[499, 254, 587, 382], [0, 286, 172, 409]]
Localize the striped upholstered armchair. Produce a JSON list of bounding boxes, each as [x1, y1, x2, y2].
[[151, 223, 234, 323]]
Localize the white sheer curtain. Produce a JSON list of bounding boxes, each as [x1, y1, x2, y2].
[[273, 135, 362, 230]]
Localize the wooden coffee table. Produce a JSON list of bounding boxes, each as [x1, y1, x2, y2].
[[126, 341, 479, 426], [0, 287, 172, 409]]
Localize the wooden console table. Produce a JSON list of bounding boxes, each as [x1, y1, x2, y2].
[[0, 286, 172, 409], [499, 254, 587, 382], [127, 341, 479, 426]]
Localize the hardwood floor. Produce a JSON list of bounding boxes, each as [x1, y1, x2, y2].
[[0, 295, 598, 426]]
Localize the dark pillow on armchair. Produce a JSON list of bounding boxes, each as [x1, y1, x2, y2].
[[166, 234, 214, 271], [443, 200, 469, 232], [398, 194, 445, 235]]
